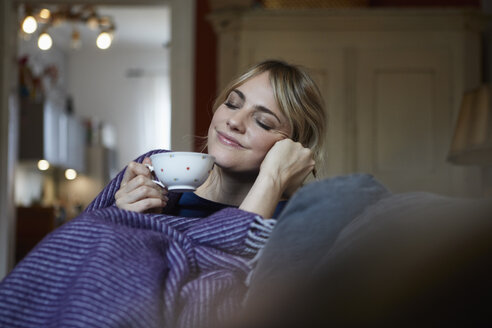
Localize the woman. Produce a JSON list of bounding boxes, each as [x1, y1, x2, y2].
[[0, 60, 326, 328], [115, 59, 326, 219]]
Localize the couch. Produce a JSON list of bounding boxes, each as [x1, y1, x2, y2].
[[232, 174, 492, 327]]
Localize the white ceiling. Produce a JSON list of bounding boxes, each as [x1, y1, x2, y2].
[[47, 5, 171, 52]]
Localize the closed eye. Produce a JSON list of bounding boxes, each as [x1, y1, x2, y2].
[[254, 112, 275, 131], [225, 102, 239, 109], [256, 120, 272, 130]]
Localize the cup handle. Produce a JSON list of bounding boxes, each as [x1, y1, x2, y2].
[[144, 163, 166, 189]]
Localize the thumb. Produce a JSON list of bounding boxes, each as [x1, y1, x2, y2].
[[142, 157, 152, 165]]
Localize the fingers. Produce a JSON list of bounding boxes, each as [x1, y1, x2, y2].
[[262, 139, 315, 197], [117, 178, 166, 203], [115, 180, 169, 213], [118, 173, 160, 195], [120, 159, 152, 188], [116, 159, 169, 213], [274, 139, 314, 166], [116, 197, 168, 213]]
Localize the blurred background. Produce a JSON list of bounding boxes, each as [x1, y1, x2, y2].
[[1, 0, 491, 278]]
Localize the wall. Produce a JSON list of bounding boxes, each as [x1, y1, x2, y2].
[[0, 0, 17, 282], [67, 48, 171, 170], [193, 0, 217, 151], [170, 0, 196, 152], [211, 8, 484, 197], [18, 36, 68, 109]]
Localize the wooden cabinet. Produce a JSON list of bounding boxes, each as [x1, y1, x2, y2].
[[210, 8, 485, 197], [15, 206, 55, 263]]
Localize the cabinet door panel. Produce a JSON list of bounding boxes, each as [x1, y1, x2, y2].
[[356, 49, 453, 194], [67, 116, 86, 173], [43, 102, 61, 165]]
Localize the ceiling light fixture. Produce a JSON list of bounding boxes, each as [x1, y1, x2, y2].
[[39, 8, 51, 21], [21, 14, 37, 34], [96, 31, 112, 50], [20, 4, 116, 51], [37, 30, 53, 50], [37, 159, 50, 171], [65, 169, 78, 180]]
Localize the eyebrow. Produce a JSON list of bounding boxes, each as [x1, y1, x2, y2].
[[232, 89, 281, 124]]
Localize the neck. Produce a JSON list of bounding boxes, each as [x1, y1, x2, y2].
[[194, 166, 257, 206]]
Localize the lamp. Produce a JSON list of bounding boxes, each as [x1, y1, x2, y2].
[[448, 85, 492, 166], [20, 5, 116, 51]]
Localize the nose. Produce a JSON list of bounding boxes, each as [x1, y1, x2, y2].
[[226, 109, 248, 133]]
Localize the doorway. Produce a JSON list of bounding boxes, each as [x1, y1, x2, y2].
[[0, 0, 196, 279]]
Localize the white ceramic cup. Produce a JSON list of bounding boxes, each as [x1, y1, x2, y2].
[[146, 152, 215, 192]]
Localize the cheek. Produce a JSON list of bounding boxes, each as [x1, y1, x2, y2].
[[249, 132, 281, 156], [208, 110, 222, 135], [245, 135, 279, 169]]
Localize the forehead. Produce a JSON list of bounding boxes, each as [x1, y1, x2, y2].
[[235, 72, 279, 113]]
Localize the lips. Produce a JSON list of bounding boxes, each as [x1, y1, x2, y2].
[[216, 131, 244, 148]]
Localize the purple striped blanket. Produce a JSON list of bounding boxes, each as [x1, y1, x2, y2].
[[0, 150, 274, 328]]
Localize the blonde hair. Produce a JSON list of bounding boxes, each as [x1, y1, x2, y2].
[[213, 60, 327, 166]]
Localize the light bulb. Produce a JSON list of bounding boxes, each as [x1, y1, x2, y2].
[[22, 15, 37, 34], [37, 159, 50, 171], [65, 169, 77, 180], [96, 32, 112, 50], [39, 8, 51, 20], [87, 16, 99, 30], [38, 32, 52, 50], [71, 29, 81, 50]]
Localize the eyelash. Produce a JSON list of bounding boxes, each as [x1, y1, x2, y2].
[[225, 102, 238, 109], [224, 101, 273, 131], [256, 120, 272, 131]]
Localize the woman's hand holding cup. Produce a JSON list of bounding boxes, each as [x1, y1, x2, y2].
[[115, 157, 169, 213]]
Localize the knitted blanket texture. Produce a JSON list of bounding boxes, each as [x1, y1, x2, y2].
[[0, 150, 271, 328]]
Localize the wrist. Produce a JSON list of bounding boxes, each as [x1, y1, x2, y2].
[[256, 170, 284, 195], [239, 173, 283, 218]]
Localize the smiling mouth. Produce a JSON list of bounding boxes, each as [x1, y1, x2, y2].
[[217, 131, 244, 148]]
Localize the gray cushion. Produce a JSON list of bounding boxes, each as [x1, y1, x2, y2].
[[245, 173, 390, 302], [307, 192, 492, 326], [239, 187, 492, 328]]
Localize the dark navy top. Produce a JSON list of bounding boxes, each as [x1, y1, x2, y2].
[[174, 192, 287, 219]]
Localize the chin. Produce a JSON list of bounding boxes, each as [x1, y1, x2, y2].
[[211, 151, 260, 175], [212, 151, 242, 170]]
